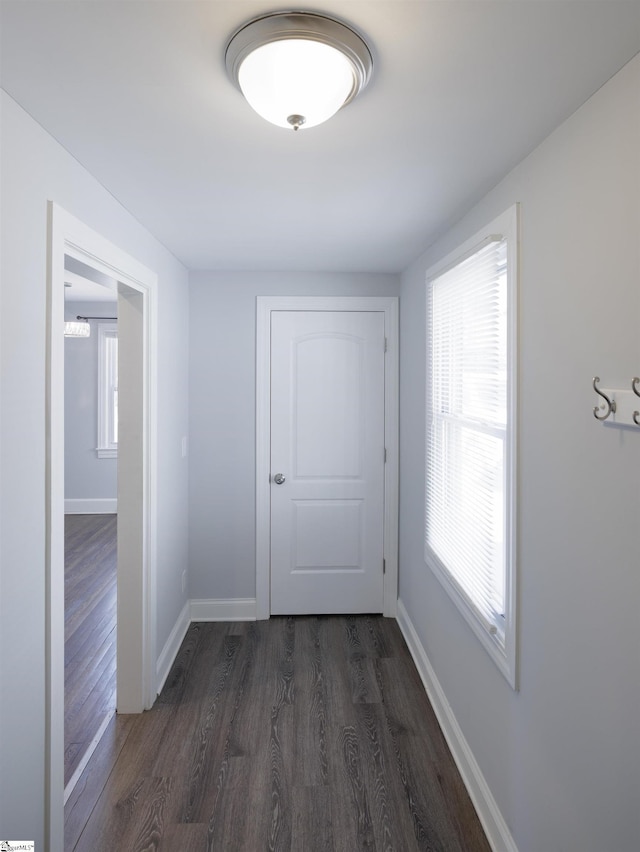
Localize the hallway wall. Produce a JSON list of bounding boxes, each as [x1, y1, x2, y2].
[[0, 92, 189, 848], [398, 54, 640, 852], [188, 271, 400, 602]]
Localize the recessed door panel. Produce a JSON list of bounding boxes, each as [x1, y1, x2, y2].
[[293, 334, 363, 479], [292, 499, 363, 572]]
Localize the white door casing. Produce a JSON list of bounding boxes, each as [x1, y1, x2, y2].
[[270, 311, 385, 614], [47, 203, 157, 851], [256, 296, 399, 619]]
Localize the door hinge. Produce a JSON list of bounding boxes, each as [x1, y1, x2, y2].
[[384, 336, 388, 353], [383, 558, 386, 574], [384, 447, 387, 463]]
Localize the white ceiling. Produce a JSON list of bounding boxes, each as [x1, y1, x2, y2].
[[2, 1, 639, 273], [64, 258, 118, 303]]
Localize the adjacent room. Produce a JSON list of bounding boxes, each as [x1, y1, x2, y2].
[[1, 2, 639, 851], [63, 261, 119, 791]]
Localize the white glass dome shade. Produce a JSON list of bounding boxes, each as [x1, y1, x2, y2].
[[226, 12, 373, 131]]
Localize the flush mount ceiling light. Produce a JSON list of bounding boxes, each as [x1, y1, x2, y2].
[[64, 319, 90, 338], [225, 11, 373, 131]]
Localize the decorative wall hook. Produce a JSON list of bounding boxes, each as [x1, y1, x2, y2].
[[632, 377, 640, 426], [593, 377, 616, 421]]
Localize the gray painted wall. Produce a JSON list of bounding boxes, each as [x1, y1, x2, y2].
[[64, 300, 118, 502], [399, 54, 640, 852], [0, 91, 189, 847], [188, 272, 400, 601]]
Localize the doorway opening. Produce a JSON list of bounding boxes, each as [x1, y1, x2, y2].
[[46, 203, 158, 849], [63, 258, 118, 797]]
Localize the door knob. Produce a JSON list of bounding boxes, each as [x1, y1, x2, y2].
[[273, 473, 286, 485]]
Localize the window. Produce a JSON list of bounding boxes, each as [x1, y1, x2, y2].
[[425, 205, 518, 687], [97, 323, 118, 458]]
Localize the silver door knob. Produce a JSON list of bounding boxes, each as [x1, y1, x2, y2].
[[273, 473, 286, 485]]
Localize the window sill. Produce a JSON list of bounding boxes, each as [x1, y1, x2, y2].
[[96, 448, 117, 459], [427, 548, 517, 690]]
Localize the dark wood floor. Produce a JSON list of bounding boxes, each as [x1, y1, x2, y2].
[[65, 513, 117, 788], [65, 616, 490, 852]]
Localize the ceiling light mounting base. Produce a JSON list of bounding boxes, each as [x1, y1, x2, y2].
[[287, 114, 306, 131]]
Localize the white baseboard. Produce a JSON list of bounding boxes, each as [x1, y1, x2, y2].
[[190, 598, 257, 622], [396, 599, 518, 852], [64, 497, 117, 514], [155, 600, 191, 696]]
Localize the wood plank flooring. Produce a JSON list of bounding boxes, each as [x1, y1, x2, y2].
[[65, 616, 490, 852], [65, 513, 117, 788]]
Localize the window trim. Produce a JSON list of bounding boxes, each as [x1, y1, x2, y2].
[[425, 204, 518, 689], [97, 322, 118, 458]]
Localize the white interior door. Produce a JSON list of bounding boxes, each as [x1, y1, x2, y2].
[[270, 310, 385, 614]]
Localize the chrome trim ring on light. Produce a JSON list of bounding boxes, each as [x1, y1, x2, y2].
[[225, 11, 373, 109]]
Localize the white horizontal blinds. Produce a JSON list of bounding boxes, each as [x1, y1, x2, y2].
[[427, 237, 507, 641]]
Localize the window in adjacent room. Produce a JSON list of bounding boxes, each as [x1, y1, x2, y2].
[[97, 322, 118, 458], [425, 205, 518, 688]]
